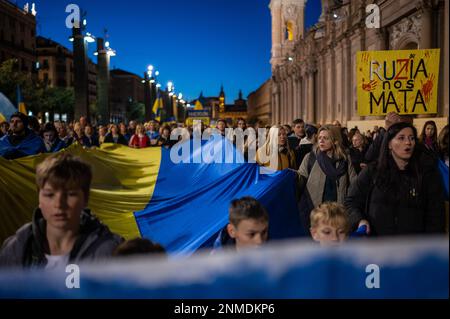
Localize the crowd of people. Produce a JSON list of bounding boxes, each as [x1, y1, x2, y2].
[[0, 111, 448, 268]]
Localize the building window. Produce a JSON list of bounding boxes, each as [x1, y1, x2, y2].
[[9, 18, 15, 28], [43, 73, 49, 83], [285, 21, 294, 41], [20, 23, 25, 32]]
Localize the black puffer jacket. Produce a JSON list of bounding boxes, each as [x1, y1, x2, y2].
[[0, 208, 124, 268], [345, 153, 445, 236]]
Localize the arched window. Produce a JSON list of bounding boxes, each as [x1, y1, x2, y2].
[[285, 21, 294, 41], [401, 42, 418, 50]]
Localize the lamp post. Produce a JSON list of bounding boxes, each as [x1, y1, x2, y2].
[[144, 65, 159, 121], [94, 36, 115, 125], [70, 15, 95, 122]]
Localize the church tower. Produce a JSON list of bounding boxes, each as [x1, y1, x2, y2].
[[269, 0, 307, 69], [219, 84, 225, 113]]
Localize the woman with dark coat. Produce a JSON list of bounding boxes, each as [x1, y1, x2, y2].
[[104, 124, 128, 145], [419, 120, 439, 156], [345, 122, 445, 236]]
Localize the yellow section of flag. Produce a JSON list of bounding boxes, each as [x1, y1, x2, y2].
[[0, 143, 162, 243]]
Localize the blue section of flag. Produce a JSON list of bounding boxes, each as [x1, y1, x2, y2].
[[0, 238, 447, 298], [0, 92, 17, 120], [134, 137, 306, 255]]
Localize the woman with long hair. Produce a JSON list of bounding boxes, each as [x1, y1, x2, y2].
[[128, 124, 150, 149], [345, 122, 445, 236], [297, 125, 357, 230], [256, 125, 296, 171], [419, 120, 439, 155]]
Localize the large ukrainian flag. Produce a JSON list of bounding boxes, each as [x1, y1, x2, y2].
[[0, 139, 304, 254]]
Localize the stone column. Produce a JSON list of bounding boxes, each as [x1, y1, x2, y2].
[[418, 1, 433, 49], [96, 38, 110, 125], [72, 26, 89, 121], [307, 71, 315, 125], [270, 0, 282, 68], [297, 1, 306, 39]]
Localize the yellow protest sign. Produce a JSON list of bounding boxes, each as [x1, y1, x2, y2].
[[357, 49, 440, 116]]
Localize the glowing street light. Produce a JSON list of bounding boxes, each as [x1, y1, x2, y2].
[[84, 32, 95, 43]]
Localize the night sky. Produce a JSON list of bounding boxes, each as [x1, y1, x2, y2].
[[29, 0, 321, 103]]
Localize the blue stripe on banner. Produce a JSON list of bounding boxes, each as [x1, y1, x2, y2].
[[0, 237, 447, 298], [134, 137, 306, 255]]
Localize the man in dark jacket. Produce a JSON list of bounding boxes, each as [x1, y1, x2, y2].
[[0, 112, 46, 159], [0, 153, 123, 268]]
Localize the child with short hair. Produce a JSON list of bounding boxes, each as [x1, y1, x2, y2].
[[0, 153, 123, 268], [214, 196, 269, 252], [310, 202, 350, 246]]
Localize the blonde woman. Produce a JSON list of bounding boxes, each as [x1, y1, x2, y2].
[[128, 124, 150, 148], [297, 125, 357, 230], [256, 125, 296, 171]]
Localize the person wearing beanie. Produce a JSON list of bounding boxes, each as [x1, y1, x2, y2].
[[0, 112, 45, 159]]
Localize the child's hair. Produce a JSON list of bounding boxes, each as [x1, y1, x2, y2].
[[229, 196, 268, 227], [113, 238, 166, 256], [310, 202, 350, 233], [36, 153, 92, 199]]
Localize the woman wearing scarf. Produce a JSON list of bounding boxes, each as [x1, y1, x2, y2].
[[297, 125, 357, 231]]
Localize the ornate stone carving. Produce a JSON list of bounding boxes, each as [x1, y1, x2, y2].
[[390, 14, 422, 49], [284, 4, 297, 20]]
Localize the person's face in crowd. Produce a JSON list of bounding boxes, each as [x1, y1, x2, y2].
[[318, 130, 333, 153], [352, 134, 364, 149], [111, 125, 118, 135], [217, 121, 226, 133], [1, 122, 9, 134], [425, 124, 435, 138], [85, 126, 93, 136], [79, 116, 87, 128], [99, 126, 107, 136], [294, 123, 305, 137], [162, 128, 170, 138], [10, 117, 25, 135], [278, 127, 287, 146], [43, 131, 56, 143], [310, 220, 347, 246], [237, 120, 246, 130], [74, 126, 83, 137], [227, 218, 268, 251], [129, 121, 136, 130], [149, 122, 156, 131], [389, 127, 415, 163], [139, 126, 146, 135], [119, 123, 127, 134], [58, 125, 67, 138], [39, 182, 86, 232]]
